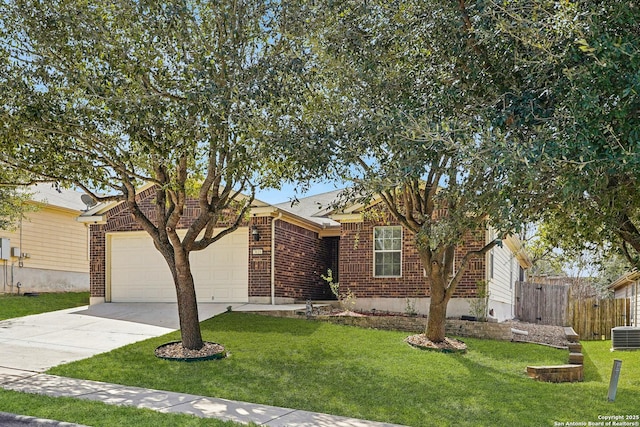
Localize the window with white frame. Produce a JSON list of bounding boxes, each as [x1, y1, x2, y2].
[[374, 226, 402, 277]]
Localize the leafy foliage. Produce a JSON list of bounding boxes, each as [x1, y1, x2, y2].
[[0, 187, 27, 230], [287, 1, 640, 339], [279, 1, 580, 341], [0, 0, 303, 349], [510, 2, 640, 267], [0, 169, 40, 230], [322, 269, 356, 312], [469, 281, 490, 322]]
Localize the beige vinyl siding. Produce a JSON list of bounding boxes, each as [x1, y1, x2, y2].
[[613, 287, 627, 300], [615, 283, 640, 327], [1, 206, 89, 273], [487, 238, 517, 305], [631, 282, 640, 326]]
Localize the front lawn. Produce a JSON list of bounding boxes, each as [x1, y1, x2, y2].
[[48, 313, 640, 427], [0, 292, 89, 320]]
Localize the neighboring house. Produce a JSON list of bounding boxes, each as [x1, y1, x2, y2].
[[81, 187, 531, 321], [0, 185, 90, 293], [608, 270, 640, 327]]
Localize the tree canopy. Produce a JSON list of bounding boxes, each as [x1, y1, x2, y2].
[[526, 1, 640, 267], [1, 0, 637, 347], [0, 187, 27, 231], [275, 0, 587, 342], [0, 0, 303, 350], [0, 169, 39, 230], [275, 0, 640, 340]]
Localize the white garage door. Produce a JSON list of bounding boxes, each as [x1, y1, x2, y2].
[[109, 228, 248, 303]]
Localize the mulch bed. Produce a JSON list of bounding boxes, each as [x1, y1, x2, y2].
[[405, 334, 468, 353], [504, 320, 570, 348], [155, 341, 226, 361]]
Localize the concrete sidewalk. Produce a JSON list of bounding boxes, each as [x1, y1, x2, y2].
[[0, 303, 406, 426], [0, 368, 404, 427]]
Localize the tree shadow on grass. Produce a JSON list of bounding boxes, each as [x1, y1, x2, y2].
[[581, 347, 604, 382], [200, 312, 323, 337]]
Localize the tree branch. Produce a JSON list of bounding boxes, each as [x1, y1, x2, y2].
[[446, 236, 500, 300]]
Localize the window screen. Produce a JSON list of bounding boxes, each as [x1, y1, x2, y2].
[[374, 226, 402, 277]]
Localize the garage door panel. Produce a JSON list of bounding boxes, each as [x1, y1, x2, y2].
[[110, 235, 173, 302], [109, 228, 248, 303], [117, 286, 176, 302]]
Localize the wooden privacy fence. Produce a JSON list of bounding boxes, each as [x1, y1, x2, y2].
[[515, 281, 631, 340], [515, 281, 570, 326], [569, 298, 630, 340]]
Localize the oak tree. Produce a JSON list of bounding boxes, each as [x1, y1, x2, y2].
[[0, 0, 297, 350], [282, 0, 580, 342]]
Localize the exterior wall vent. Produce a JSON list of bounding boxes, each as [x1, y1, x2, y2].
[[611, 326, 640, 350]]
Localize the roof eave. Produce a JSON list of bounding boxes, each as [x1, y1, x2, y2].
[[503, 234, 533, 270], [608, 269, 640, 290], [27, 200, 84, 215], [330, 213, 363, 223], [76, 215, 107, 225]]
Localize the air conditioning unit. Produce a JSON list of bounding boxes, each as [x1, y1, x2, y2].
[[611, 327, 640, 350]]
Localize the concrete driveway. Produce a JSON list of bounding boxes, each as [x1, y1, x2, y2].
[[0, 302, 299, 373]]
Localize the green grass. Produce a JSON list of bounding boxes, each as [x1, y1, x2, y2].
[[0, 291, 89, 320], [0, 389, 243, 426], [45, 312, 640, 427]]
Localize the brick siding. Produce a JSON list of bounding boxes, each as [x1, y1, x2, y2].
[[90, 186, 251, 299], [90, 186, 488, 303], [273, 220, 335, 300], [248, 216, 272, 299], [89, 224, 106, 299], [91, 187, 336, 302], [339, 209, 487, 299]]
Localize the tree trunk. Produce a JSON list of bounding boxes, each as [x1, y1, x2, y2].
[[426, 272, 450, 342], [426, 297, 449, 342], [173, 255, 204, 350]]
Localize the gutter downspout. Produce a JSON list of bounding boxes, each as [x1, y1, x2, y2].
[[271, 212, 282, 305], [633, 280, 640, 328]]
